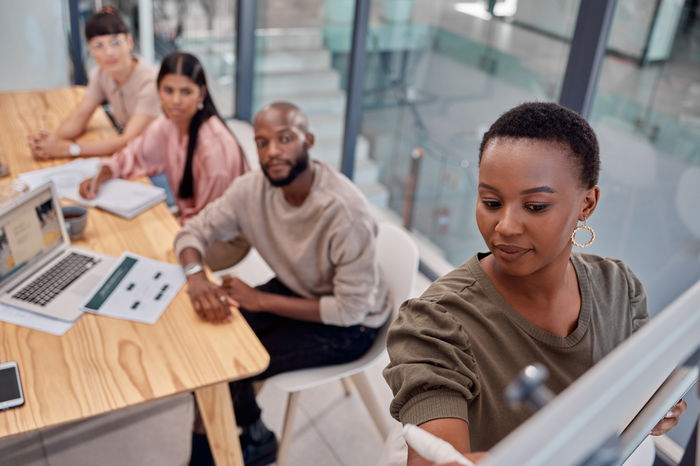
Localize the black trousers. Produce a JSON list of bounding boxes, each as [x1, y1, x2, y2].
[[230, 278, 378, 426], [680, 422, 698, 466]]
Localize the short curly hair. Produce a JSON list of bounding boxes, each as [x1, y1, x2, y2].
[[479, 102, 600, 188]]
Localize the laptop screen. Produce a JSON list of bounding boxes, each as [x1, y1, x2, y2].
[[0, 185, 65, 284]]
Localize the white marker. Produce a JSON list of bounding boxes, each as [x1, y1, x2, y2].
[[402, 424, 475, 466]]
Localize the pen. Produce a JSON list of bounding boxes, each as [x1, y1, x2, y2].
[[402, 424, 475, 466], [89, 171, 100, 197]]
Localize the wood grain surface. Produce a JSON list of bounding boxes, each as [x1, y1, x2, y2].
[[0, 88, 268, 463], [195, 383, 244, 466]]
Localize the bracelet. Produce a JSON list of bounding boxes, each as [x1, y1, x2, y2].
[[183, 263, 204, 277]]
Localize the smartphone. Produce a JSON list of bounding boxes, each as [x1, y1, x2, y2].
[[0, 361, 24, 411]]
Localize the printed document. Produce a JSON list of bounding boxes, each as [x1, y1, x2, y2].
[[82, 252, 185, 324]]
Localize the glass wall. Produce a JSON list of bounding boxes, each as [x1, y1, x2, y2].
[[588, 0, 700, 316], [357, 0, 581, 267], [0, 1, 71, 92]]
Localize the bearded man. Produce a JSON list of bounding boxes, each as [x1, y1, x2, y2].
[[174, 102, 391, 466]]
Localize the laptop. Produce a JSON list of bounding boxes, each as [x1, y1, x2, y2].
[[0, 182, 114, 321]]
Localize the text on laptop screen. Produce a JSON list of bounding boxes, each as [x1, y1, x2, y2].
[[0, 189, 63, 283]]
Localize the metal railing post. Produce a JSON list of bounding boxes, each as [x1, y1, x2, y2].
[[558, 0, 617, 117], [68, 0, 87, 85], [402, 147, 424, 230], [138, 0, 155, 64], [340, 0, 371, 179], [235, 0, 256, 122]]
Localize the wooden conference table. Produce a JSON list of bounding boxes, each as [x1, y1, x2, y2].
[[0, 87, 270, 465]]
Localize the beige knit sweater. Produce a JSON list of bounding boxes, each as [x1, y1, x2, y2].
[[174, 160, 392, 327]]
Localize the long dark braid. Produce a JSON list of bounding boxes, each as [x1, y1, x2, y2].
[[157, 52, 229, 199]]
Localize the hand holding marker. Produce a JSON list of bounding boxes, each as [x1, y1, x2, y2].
[[402, 424, 475, 466]]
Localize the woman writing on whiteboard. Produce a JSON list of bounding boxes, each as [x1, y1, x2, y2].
[[383, 102, 686, 465]]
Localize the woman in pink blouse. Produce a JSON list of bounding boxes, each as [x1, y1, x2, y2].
[[79, 52, 249, 224]]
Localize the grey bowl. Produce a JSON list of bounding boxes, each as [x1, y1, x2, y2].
[[61, 205, 88, 240]]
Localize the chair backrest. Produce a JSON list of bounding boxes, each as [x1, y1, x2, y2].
[[227, 118, 260, 170], [376, 222, 420, 317], [329, 222, 420, 376], [336, 222, 419, 376], [264, 222, 420, 390]]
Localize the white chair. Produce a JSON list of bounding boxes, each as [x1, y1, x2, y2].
[[266, 222, 420, 466], [226, 118, 260, 170]]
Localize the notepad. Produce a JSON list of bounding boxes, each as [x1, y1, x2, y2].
[[19, 158, 167, 219], [63, 178, 166, 219]]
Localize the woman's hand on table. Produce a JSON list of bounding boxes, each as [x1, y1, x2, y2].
[[78, 165, 113, 199], [186, 273, 238, 323], [27, 130, 68, 159]]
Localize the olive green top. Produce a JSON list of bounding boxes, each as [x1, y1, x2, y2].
[[383, 252, 648, 451]]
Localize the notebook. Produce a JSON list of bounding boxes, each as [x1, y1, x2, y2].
[[0, 182, 115, 322], [64, 178, 167, 219], [19, 158, 167, 219]]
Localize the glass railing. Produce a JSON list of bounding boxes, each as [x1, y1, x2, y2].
[[587, 0, 700, 324]]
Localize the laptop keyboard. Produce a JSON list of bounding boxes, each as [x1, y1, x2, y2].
[[12, 252, 99, 307]]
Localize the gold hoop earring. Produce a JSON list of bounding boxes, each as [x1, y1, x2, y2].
[[571, 223, 595, 248]]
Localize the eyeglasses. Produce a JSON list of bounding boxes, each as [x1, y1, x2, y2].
[[88, 35, 127, 53]]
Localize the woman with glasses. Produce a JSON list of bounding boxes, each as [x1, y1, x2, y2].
[[27, 8, 160, 159]]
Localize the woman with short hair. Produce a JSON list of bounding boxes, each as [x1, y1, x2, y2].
[[384, 102, 686, 465]]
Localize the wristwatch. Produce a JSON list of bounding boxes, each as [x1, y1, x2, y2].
[[183, 262, 204, 277], [68, 143, 81, 157]]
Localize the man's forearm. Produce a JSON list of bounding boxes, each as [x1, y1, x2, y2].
[[179, 247, 204, 267], [258, 293, 321, 322]]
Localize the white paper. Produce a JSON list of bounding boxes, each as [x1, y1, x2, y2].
[[82, 252, 185, 324], [19, 158, 101, 197], [0, 302, 75, 335], [62, 178, 166, 219]]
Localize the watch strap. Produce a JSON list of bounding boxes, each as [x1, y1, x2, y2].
[[69, 142, 81, 157], [183, 262, 204, 277]]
